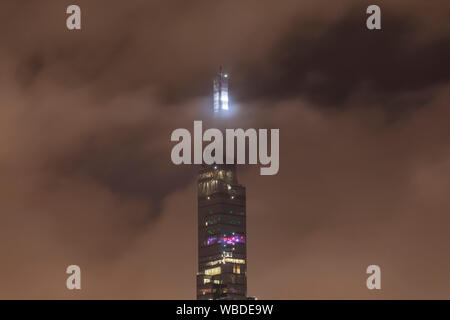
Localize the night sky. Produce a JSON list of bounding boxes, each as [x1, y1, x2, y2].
[[1, 0, 450, 299]]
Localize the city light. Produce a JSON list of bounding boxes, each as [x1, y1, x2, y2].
[[206, 235, 245, 245]]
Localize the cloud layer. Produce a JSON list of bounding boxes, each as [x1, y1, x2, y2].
[[0, 0, 449, 298]]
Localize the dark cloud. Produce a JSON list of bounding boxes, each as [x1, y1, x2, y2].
[[234, 8, 450, 110]]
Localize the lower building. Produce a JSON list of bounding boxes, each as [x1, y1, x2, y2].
[[196, 164, 247, 300]]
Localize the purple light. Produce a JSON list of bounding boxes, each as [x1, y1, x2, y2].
[[207, 235, 245, 245]]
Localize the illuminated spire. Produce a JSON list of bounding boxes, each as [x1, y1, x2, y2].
[[213, 66, 229, 113]]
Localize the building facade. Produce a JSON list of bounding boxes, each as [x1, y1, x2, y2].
[[196, 164, 247, 300]]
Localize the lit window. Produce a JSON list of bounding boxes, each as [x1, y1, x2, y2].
[[200, 288, 212, 295], [203, 278, 211, 284], [206, 259, 222, 266], [205, 267, 221, 276], [224, 258, 245, 264]]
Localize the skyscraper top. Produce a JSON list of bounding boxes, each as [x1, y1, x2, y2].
[[213, 67, 229, 113]]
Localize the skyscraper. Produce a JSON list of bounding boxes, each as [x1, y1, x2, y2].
[[196, 70, 248, 300]]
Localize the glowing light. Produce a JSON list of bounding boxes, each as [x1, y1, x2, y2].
[[205, 266, 221, 276], [221, 92, 229, 110], [206, 235, 245, 245], [213, 68, 230, 112], [221, 93, 229, 102], [207, 237, 217, 245]]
